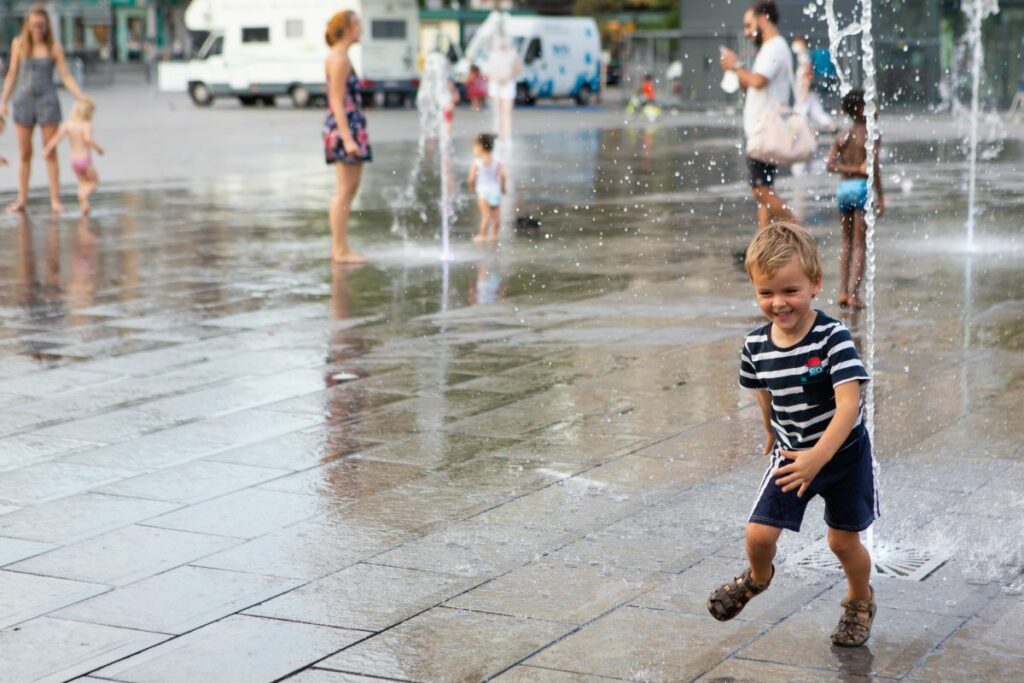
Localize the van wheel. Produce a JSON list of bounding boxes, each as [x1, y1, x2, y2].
[[290, 85, 311, 108], [189, 82, 214, 107], [516, 83, 535, 105], [260, 96, 276, 106], [575, 85, 593, 106]]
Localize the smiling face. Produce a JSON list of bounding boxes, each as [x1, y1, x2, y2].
[[750, 255, 822, 340]]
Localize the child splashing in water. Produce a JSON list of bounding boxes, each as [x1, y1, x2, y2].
[[827, 89, 884, 309], [467, 133, 506, 243], [43, 99, 103, 214]]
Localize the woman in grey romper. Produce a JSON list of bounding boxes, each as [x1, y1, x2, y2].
[[1, 5, 91, 213]]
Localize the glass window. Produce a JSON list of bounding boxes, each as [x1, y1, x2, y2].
[[241, 27, 270, 43], [205, 35, 224, 58], [285, 19, 303, 39], [371, 19, 406, 40]]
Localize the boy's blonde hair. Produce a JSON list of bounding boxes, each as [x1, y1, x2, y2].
[[71, 99, 95, 121], [745, 221, 822, 282]]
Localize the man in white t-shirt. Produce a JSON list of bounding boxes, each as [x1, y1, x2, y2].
[[720, 1, 796, 229]]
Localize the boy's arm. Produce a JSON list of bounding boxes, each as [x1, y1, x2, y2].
[[42, 125, 67, 157], [467, 163, 477, 193], [499, 164, 507, 194], [756, 389, 775, 455], [773, 380, 862, 496]]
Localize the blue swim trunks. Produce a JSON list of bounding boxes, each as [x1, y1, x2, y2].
[[836, 178, 868, 213], [749, 425, 878, 532]]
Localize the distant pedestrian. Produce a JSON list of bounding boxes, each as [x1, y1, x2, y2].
[[468, 133, 506, 243], [718, 1, 796, 230], [791, 36, 834, 131], [1, 4, 92, 213], [465, 64, 487, 111], [485, 36, 520, 143], [43, 99, 104, 214], [323, 10, 370, 264], [827, 89, 884, 310]]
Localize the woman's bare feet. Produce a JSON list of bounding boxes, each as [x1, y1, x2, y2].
[[472, 234, 486, 244], [80, 201, 91, 215], [332, 251, 367, 264], [6, 198, 26, 213]]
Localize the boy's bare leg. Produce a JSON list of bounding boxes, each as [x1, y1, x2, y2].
[[488, 206, 501, 240], [78, 168, 99, 214], [839, 212, 855, 306], [848, 210, 868, 308], [41, 123, 63, 214], [473, 197, 490, 243], [752, 186, 795, 230], [745, 522, 782, 585], [827, 528, 872, 601]]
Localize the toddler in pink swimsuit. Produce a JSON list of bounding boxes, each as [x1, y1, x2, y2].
[[43, 99, 104, 214]]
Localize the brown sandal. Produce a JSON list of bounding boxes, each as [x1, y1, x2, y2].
[[707, 565, 773, 622], [831, 586, 876, 647]]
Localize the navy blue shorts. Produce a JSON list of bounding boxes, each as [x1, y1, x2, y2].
[[749, 426, 878, 532]]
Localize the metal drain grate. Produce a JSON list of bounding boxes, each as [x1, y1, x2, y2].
[[787, 539, 950, 581]]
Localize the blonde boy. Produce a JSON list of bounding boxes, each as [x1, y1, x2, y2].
[[707, 222, 878, 647]]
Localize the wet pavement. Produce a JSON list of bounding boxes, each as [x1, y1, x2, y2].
[[0, 118, 1023, 682]]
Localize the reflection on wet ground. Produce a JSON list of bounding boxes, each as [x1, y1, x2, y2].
[[0, 125, 1022, 681]]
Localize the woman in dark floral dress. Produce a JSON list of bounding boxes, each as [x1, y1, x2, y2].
[[324, 10, 369, 263]]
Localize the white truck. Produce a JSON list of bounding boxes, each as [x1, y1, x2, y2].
[[183, 0, 419, 107], [458, 13, 601, 105]]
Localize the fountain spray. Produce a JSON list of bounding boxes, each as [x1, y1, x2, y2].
[[962, 0, 999, 251]]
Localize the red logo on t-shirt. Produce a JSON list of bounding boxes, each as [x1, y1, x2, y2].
[[806, 356, 824, 376]]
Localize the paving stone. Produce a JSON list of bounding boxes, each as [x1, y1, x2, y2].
[[141, 488, 322, 539], [737, 589, 965, 678], [0, 617, 168, 683], [318, 607, 572, 681], [192, 517, 412, 580], [284, 670, 405, 683], [0, 537, 54, 568], [494, 666, 623, 682], [96, 614, 364, 683], [527, 606, 764, 681], [0, 461, 131, 505], [0, 433, 100, 471], [65, 410, 323, 471], [257, 457, 426, 499], [697, 657, 889, 682], [55, 565, 302, 634], [374, 519, 573, 578], [0, 493, 178, 544], [247, 562, 470, 631], [95, 459, 291, 504], [0, 569, 109, 629], [9, 525, 237, 586], [478, 479, 650, 533], [208, 424, 376, 471], [905, 643, 1024, 683], [448, 560, 661, 624]]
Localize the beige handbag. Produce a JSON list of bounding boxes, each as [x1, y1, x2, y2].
[[746, 62, 816, 164]]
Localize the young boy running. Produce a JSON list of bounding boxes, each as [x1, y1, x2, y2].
[[708, 222, 878, 647]]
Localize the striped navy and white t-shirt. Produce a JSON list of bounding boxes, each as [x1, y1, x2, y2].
[[739, 310, 870, 451]]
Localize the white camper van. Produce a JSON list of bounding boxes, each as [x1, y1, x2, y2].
[[184, 0, 419, 107], [459, 13, 601, 105]]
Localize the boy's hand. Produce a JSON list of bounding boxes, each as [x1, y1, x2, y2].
[[762, 431, 776, 456], [875, 195, 885, 217], [773, 448, 831, 497]]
